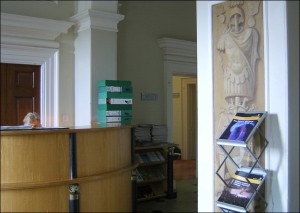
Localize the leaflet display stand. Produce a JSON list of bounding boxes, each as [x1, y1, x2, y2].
[[215, 111, 269, 213]]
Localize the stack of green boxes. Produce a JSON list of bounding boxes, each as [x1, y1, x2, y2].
[[98, 80, 132, 125]]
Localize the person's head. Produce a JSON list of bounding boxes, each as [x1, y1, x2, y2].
[[23, 112, 41, 127]]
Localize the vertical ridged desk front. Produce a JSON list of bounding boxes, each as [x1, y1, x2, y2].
[[0, 126, 134, 212]]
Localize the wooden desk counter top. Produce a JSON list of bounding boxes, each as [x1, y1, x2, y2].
[[1, 125, 134, 212], [0, 124, 133, 136]]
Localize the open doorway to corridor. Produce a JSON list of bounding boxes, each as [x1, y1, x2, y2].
[[137, 75, 197, 212], [172, 75, 197, 179], [172, 76, 197, 160]]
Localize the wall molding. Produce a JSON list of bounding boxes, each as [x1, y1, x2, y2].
[[1, 12, 73, 40], [158, 37, 197, 63], [1, 35, 59, 49]]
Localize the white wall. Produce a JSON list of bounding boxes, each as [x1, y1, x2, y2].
[[117, 1, 196, 125], [196, 1, 299, 212], [196, 2, 215, 211], [264, 2, 289, 211], [287, 1, 299, 212]]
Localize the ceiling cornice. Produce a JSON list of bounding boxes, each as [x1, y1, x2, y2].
[[1, 13, 74, 41]]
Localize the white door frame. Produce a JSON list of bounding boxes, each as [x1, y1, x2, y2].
[[157, 37, 197, 143], [1, 13, 73, 126], [1, 43, 59, 127], [182, 77, 197, 160]]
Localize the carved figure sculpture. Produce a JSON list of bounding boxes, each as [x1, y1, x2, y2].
[[214, 3, 262, 211], [217, 4, 260, 110]]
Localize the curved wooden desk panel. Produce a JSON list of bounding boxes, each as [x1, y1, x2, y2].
[[1, 126, 134, 212], [1, 133, 70, 183], [76, 128, 131, 176]]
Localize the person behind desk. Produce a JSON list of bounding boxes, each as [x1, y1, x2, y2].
[[23, 112, 41, 127]]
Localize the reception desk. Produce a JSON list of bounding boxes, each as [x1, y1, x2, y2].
[[1, 125, 135, 212]]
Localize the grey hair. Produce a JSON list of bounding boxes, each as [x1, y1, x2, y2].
[[23, 112, 40, 125]]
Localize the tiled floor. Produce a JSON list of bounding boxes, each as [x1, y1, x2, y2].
[[136, 178, 198, 213], [137, 160, 198, 212]]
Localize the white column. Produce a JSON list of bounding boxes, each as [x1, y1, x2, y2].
[[71, 1, 124, 125]]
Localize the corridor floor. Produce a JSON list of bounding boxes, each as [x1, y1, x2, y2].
[[137, 160, 197, 212]]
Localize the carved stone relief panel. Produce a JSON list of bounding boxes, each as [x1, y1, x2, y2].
[[212, 1, 265, 211]]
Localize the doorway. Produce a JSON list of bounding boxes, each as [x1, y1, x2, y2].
[[136, 75, 198, 213], [182, 77, 197, 160], [1, 43, 59, 127], [172, 75, 197, 161], [1, 63, 41, 126]]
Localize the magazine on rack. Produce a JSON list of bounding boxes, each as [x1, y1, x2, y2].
[[217, 111, 267, 147], [216, 167, 267, 212]]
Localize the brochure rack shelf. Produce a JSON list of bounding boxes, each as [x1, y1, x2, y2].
[[215, 111, 269, 213], [134, 145, 168, 202]]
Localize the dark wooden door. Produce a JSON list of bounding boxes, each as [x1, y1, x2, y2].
[[1, 63, 41, 126]]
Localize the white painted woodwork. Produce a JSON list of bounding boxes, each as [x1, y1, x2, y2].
[[0, 12, 73, 127], [157, 37, 197, 143], [1, 13, 73, 40]]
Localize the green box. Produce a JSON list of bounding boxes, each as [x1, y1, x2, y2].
[[98, 110, 132, 117], [97, 80, 131, 87], [98, 86, 132, 93], [98, 104, 132, 111], [98, 92, 132, 99], [98, 116, 132, 123], [98, 98, 132, 105]]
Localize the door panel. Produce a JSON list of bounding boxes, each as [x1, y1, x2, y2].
[[182, 77, 197, 160], [16, 98, 35, 124], [187, 83, 197, 160], [1, 64, 7, 125], [1, 63, 40, 126]]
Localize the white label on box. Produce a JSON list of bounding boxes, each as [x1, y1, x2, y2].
[[107, 98, 132, 104], [98, 98, 132, 105], [106, 123, 122, 127], [106, 117, 122, 122], [106, 111, 122, 116], [106, 86, 122, 92]]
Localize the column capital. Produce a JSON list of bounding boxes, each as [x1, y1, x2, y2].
[[70, 9, 124, 33]]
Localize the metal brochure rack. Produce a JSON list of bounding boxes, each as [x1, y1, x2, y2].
[[132, 126, 178, 203], [215, 111, 269, 213]]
